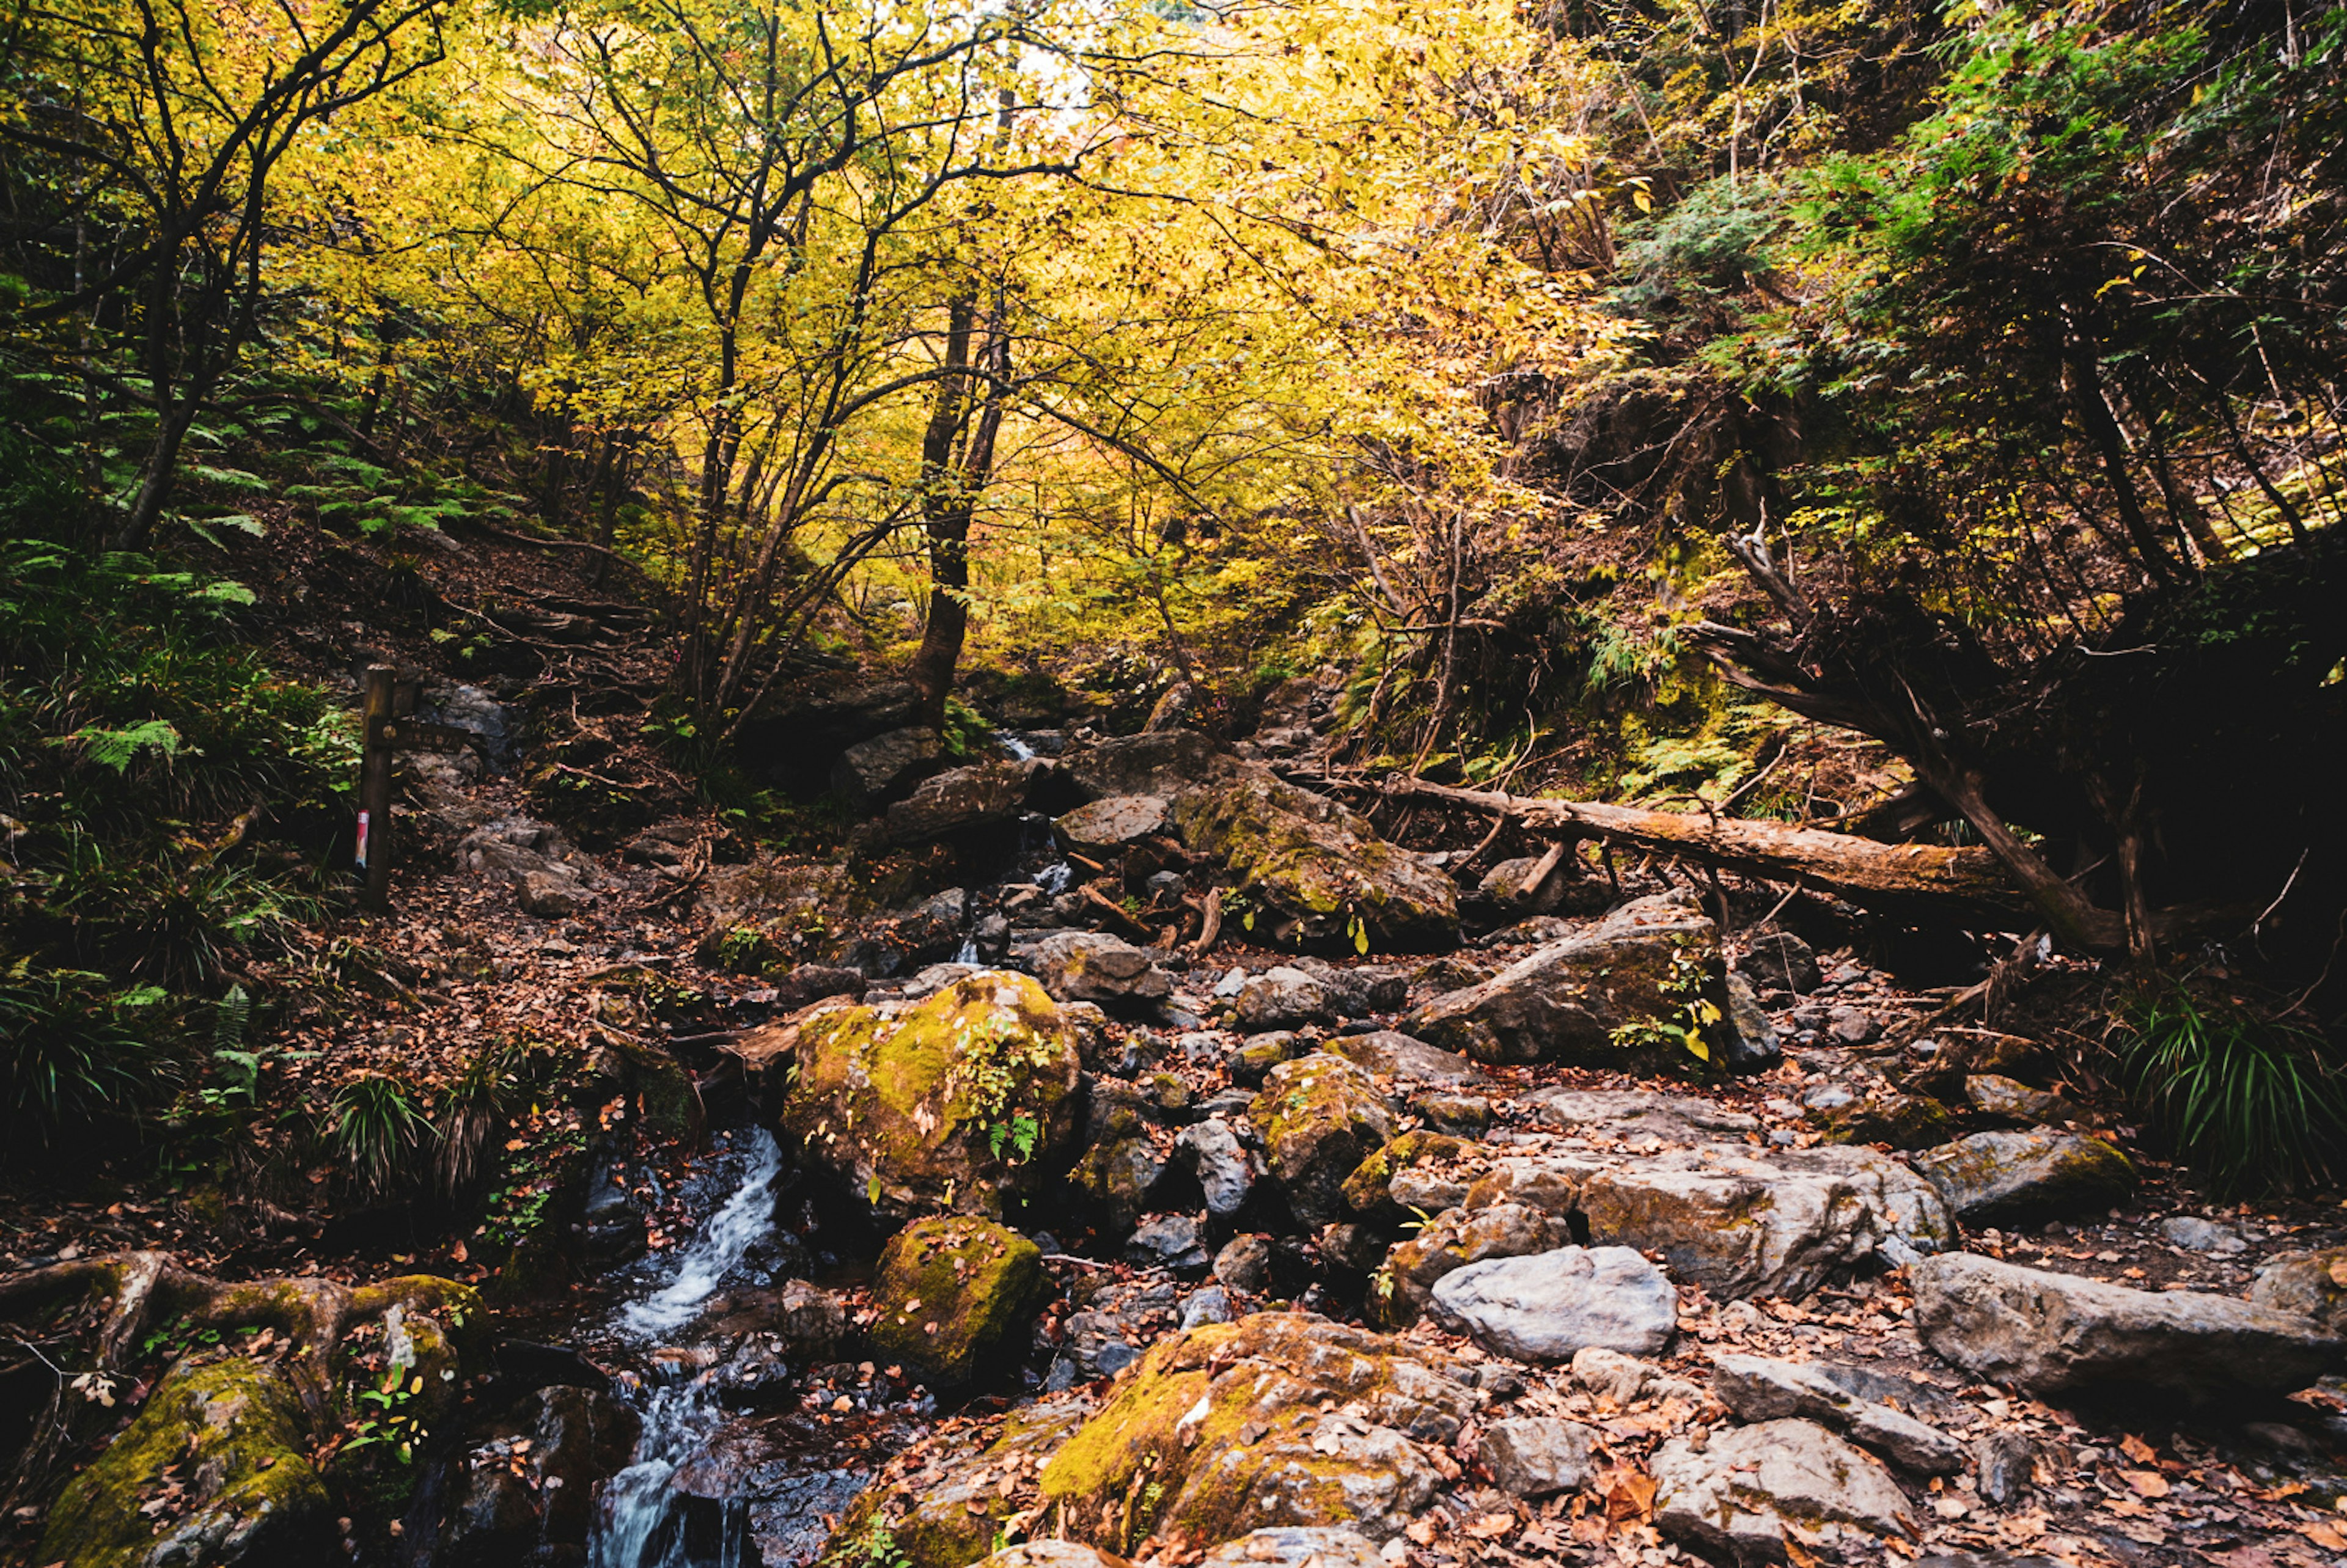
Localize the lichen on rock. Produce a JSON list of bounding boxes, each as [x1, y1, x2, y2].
[[868, 1215, 1046, 1384]]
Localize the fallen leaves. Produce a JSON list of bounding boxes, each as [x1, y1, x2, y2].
[[2298, 1521, 2347, 1552], [2120, 1468, 2170, 1498]]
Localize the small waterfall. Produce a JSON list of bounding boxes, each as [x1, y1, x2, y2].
[[999, 733, 1036, 761], [952, 937, 982, 964], [1035, 860, 1073, 895], [591, 1127, 781, 1568]]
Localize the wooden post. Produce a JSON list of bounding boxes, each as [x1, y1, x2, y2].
[[358, 664, 395, 911]]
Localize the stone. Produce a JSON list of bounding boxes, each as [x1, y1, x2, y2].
[[836, 1397, 1091, 1568], [1911, 1130, 2136, 1223], [1037, 1313, 1486, 1544], [1651, 1418, 1917, 1565], [1526, 1087, 1758, 1141], [1074, 1134, 1171, 1231], [1403, 893, 1768, 1069], [1247, 1054, 1398, 1227], [459, 815, 603, 916], [780, 972, 1084, 1220], [869, 1215, 1045, 1384], [699, 860, 860, 961], [1463, 1143, 1956, 1299], [1182, 1285, 1235, 1328], [880, 761, 1034, 844], [1737, 929, 1821, 994], [1426, 1245, 1678, 1360], [1477, 1416, 1596, 1498], [1408, 954, 1493, 997], [1232, 1031, 1307, 1086], [1127, 1213, 1213, 1274], [40, 1355, 332, 1568], [1235, 967, 1340, 1031], [1056, 794, 1174, 854], [836, 725, 941, 802], [438, 1385, 641, 1563], [1175, 1118, 1258, 1218], [2159, 1215, 2247, 1255], [1326, 1031, 1488, 1087], [1214, 1235, 1275, 1294], [1809, 1091, 1957, 1151], [2249, 1246, 2347, 1333], [1068, 730, 1231, 799], [1370, 1203, 1573, 1329], [1029, 931, 1172, 1011], [1198, 1527, 1384, 1568], [1409, 1093, 1491, 1137], [1826, 1005, 1881, 1046], [1965, 1075, 2082, 1127], [1340, 1132, 1479, 1225], [1972, 1431, 2040, 1506], [1476, 856, 1579, 917], [978, 1545, 1133, 1568], [1710, 1355, 1964, 1474], [1170, 769, 1460, 953], [1569, 1347, 1701, 1409], [1908, 1251, 2346, 1402]]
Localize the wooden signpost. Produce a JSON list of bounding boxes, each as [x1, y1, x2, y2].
[[355, 663, 487, 912]]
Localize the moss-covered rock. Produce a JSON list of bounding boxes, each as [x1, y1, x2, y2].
[[1036, 1313, 1484, 1551], [40, 1355, 332, 1568], [1339, 1132, 1475, 1226], [829, 1397, 1093, 1568], [1246, 1056, 1397, 1228], [1809, 1091, 1956, 1151], [1072, 1135, 1169, 1231], [782, 971, 1084, 1220], [1369, 1203, 1574, 1328], [869, 1217, 1046, 1384], [1912, 1129, 2136, 1224], [1170, 772, 1458, 953]]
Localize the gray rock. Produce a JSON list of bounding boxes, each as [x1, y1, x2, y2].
[[1477, 1416, 1596, 1498], [1029, 931, 1172, 1010], [1246, 1054, 1397, 1228], [1125, 1213, 1212, 1275], [1175, 1118, 1257, 1218], [1427, 1245, 1678, 1360], [1231, 1031, 1307, 1085], [1570, 1347, 1705, 1409], [1327, 1031, 1489, 1086], [1525, 1086, 1758, 1140], [1827, 1006, 1881, 1046], [1972, 1431, 2040, 1506], [1911, 1129, 2136, 1223], [1652, 1419, 1917, 1566], [1056, 794, 1173, 854], [1234, 966, 1339, 1031], [1213, 1235, 1274, 1294], [1478, 856, 1576, 917], [1372, 1203, 1573, 1328], [2250, 1246, 2347, 1334], [1909, 1251, 2345, 1402], [460, 816, 601, 916], [834, 725, 940, 802], [1197, 1528, 1384, 1568], [878, 761, 1033, 843], [1409, 1093, 1491, 1137], [1966, 1075, 2082, 1128], [1067, 730, 1231, 799], [1710, 1354, 1964, 1475], [1180, 1285, 1234, 1328], [2159, 1215, 2247, 1255], [1737, 929, 1821, 994]]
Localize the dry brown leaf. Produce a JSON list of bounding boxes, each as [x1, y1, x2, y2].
[[2118, 1434, 2156, 1464], [1405, 1519, 1439, 1547], [1601, 1468, 1658, 1524], [1463, 1514, 1516, 1541], [2299, 1522, 2347, 1552], [2121, 1470, 2169, 1498]]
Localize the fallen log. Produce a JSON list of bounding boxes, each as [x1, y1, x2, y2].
[[1379, 777, 2037, 926]]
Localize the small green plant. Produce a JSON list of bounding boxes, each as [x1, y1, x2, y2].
[[0, 959, 179, 1143], [856, 1515, 915, 1568], [986, 1111, 1042, 1163], [345, 1368, 429, 1464], [2117, 980, 2347, 1197], [328, 1074, 430, 1200]]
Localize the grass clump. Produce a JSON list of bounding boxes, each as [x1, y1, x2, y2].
[[2116, 978, 2347, 1197]]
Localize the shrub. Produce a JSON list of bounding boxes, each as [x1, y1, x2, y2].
[[2117, 979, 2347, 1197]]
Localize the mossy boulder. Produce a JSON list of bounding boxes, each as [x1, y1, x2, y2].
[[40, 1355, 332, 1568], [1809, 1091, 1956, 1151], [1911, 1129, 2136, 1224], [1369, 1203, 1574, 1328], [869, 1217, 1046, 1385], [829, 1396, 1093, 1568], [782, 971, 1084, 1220], [1404, 894, 1750, 1068], [1169, 771, 1458, 953], [1036, 1313, 1485, 1550], [1246, 1055, 1397, 1228], [1339, 1132, 1477, 1226]]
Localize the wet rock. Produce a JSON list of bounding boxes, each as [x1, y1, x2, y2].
[[1477, 1416, 1597, 1498], [1247, 1055, 1398, 1228], [1405, 893, 1768, 1069], [870, 1216, 1046, 1385], [1908, 1251, 2345, 1402], [1128, 1212, 1213, 1274], [1809, 1091, 1956, 1151], [1427, 1245, 1678, 1359], [1466, 1143, 1955, 1299], [1525, 1086, 1758, 1141], [1198, 1526, 1383, 1568], [774, 1279, 848, 1355], [1057, 794, 1173, 855], [836, 725, 942, 802], [1326, 1031, 1488, 1087], [2159, 1215, 2247, 1255], [1169, 770, 1460, 953], [1235, 967, 1340, 1031], [1370, 1203, 1573, 1328], [2250, 1246, 2347, 1333], [1965, 1075, 2082, 1127], [1175, 1118, 1258, 1219], [1651, 1418, 1917, 1566], [40, 1355, 332, 1568], [1036, 1313, 1485, 1544], [439, 1384, 641, 1565], [1710, 1354, 1964, 1474], [1737, 929, 1821, 994], [1911, 1129, 2135, 1223], [781, 972, 1084, 1221], [1232, 1032, 1307, 1086], [1029, 932, 1172, 1013]]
